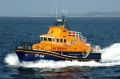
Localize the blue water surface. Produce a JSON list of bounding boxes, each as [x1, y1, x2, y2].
[[0, 17, 120, 79]]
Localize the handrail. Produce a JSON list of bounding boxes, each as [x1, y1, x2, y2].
[[83, 47, 91, 58]]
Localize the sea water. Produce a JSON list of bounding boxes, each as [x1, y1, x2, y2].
[[1, 17, 120, 79]]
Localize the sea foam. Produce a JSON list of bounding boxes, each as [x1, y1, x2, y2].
[[4, 43, 120, 68]]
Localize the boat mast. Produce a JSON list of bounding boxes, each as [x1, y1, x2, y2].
[[62, 11, 65, 25], [62, 10, 68, 28], [54, 8, 68, 29]]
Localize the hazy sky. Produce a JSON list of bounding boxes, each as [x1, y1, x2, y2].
[[0, 0, 120, 16]]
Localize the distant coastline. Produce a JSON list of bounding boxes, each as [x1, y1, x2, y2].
[[0, 11, 120, 17]]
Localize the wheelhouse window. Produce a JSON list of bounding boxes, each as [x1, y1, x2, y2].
[[40, 36, 56, 42], [64, 39, 66, 43], [71, 40, 73, 44], [71, 40, 76, 44], [56, 38, 59, 42], [40, 37, 44, 41], [48, 38, 52, 41], [60, 39, 63, 42], [74, 40, 76, 44], [44, 37, 47, 41], [52, 38, 55, 41], [55, 38, 66, 43]]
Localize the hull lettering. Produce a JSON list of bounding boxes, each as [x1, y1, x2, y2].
[[35, 54, 44, 58]]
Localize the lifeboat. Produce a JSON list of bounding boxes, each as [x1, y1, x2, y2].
[[14, 11, 101, 62]]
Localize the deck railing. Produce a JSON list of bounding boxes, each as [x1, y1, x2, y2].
[[69, 31, 86, 40]]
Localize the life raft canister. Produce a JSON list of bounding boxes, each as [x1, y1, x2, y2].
[[83, 39, 86, 44], [95, 46, 100, 52]]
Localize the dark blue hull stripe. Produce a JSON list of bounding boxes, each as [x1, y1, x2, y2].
[[15, 49, 101, 62]]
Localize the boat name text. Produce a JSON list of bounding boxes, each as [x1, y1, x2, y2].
[[35, 54, 44, 58]]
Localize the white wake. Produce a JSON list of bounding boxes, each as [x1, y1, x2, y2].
[[4, 43, 120, 68]]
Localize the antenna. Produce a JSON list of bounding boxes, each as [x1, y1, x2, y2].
[[52, 4, 55, 23], [66, 4, 68, 29], [62, 4, 63, 12], [56, 4, 58, 20], [61, 4, 69, 29], [52, 4, 69, 28], [66, 4, 68, 16], [62, 4, 65, 23]]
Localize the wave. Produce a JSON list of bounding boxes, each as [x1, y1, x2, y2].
[[101, 43, 120, 62], [4, 43, 120, 68]]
